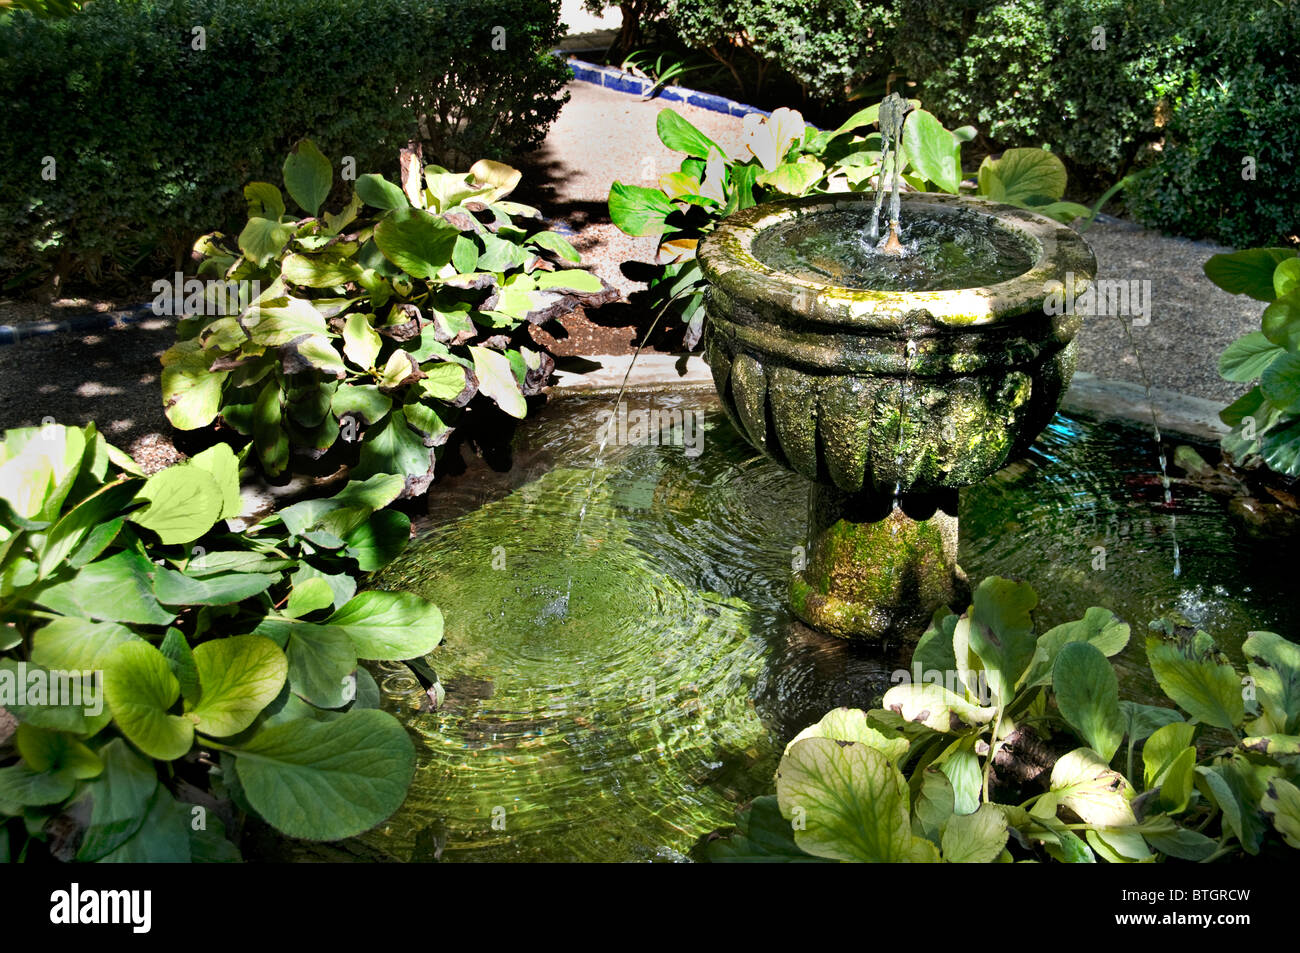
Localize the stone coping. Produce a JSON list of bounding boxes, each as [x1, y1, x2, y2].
[[700, 192, 1098, 329]]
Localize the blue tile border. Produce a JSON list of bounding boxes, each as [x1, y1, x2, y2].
[[0, 303, 159, 347], [564, 56, 770, 119]]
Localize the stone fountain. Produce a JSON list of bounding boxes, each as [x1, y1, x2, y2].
[[697, 121, 1096, 640]]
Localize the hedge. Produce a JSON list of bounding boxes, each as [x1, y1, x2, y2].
[[0, 0, 569, 287]]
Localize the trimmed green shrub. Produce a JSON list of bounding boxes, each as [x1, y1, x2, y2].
[[666, 0, 895, 100], [0, 0, 569, 288], [1126, 3, 1300, 248], [895, 0, 1206, 180]]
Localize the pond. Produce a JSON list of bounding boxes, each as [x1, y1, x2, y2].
[[315, 391, 1294, 862]]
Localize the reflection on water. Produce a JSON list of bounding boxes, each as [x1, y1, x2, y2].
[[344, 393, 1295, 862]]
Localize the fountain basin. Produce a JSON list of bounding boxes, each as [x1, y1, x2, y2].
[[698, 192, 1097, 639]]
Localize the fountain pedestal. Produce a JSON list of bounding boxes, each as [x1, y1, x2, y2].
[[699, 192, 1096, 641], [791, 487, 961, 640]]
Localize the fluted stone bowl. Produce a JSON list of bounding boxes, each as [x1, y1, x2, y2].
[[698, 192, 1097, 498]]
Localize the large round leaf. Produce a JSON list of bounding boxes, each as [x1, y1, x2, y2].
[[1053, 641, 1124, 762], [372, 207, 459, 279], [232, 709, 415, 841], [283, 140, 332, 217], [104, 641, 194, 761], [776, 737, 916, 862], [189, 636, 288, 737]]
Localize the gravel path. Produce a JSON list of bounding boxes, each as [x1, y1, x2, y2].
[[0, 79, 1260, 459]]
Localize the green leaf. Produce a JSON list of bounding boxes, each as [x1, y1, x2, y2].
[[0, 763, 73, 806], [533, 269, 605, 294], [419, 363, 467, 402], [1261, 351, 1300, 412], [1219, 331, 1285, 382], [964, 576, 1038, 704], [331, 383, 392, 425], [16, 723, 101, 779], [1024, 606, 1130, 687], [1053, 642, 1124, 762], [1203, 248, 1297, 301], [1261, 778, 1300, 849], [321, 590, 443, 660], [342, 313, 383, 370], [153, 566, 278, 606], [342, 510, 411, 571], [161, 339, 228, 430], [656, 108, 724, 159], [941, 803, 1008, 863], [36, 550, 174, 626], [1243, 631, 1300, 734], [281, 254, 363, 289], [373, 207, 459, 279], [354, 414, 432, 481], [129, 463, 224, 545], [103, 641, 194, 761], [244, 182, 286, 220], [880, 682, 996, 733], [912, 768, 955, 846], [1142, 721, 1196, 789], [902, 109, 962, 194], [469, 346, 527, 418], [232, 709, 415, 841], [98, 788, 191, 862], [285, 577, 337, 618], [187, 443, 242, 521], [608, 181, 675, 238], [705, 795, 826, 862], [188, 636, 288, 737], [1261, 289, 1300, 351], [1195, 765, 1245, 848], [283, 139, 332, 217], [278, 620, 356, 708], [784, 706, 909, 763], [238, 217, 293, 268], [159, 627, 200, 702], [253, 378, 289, 477], [75, 738, 159, 861], [1146, 637, 1244, 730], [1042, 748, 1136, 828], [245, 296, 329, 346], [529, 230, 580, 264], [31, 617, 139, 672], [978, 148, 1067, 205], [755, 156, 825, 196], [776, 737, 918, 862], [355, 173, 407, 211], [1260, 417, 1300, 476], [275, 472, 404, 540]]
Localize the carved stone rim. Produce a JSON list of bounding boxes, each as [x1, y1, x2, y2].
[[698, 192, 1098, 330]]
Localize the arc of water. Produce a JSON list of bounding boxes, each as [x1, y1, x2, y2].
[[1114, 315, 1182, 578]]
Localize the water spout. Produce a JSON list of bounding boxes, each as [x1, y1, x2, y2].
[[869, 92, 912, 257]]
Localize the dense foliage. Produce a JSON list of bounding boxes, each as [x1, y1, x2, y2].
[[666, 0, 895, 100], [0, 422, 444, 860], [0, 0, 569, 289], [1210, 248, 1300, 478], [164, 141, 610, 492], [608, 105, 1087, 345], [707, 577, 1300, 863]]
